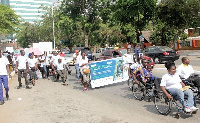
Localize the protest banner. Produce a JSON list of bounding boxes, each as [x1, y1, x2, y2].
[[89, 57, 129, 88]]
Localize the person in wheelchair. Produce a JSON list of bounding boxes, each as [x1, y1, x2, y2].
[[53, 57, 67, 83], [132, 59, 149, 84], [145, 65, 157, 84], [160, 61, 198, 113], [177, 57, 200, 97]]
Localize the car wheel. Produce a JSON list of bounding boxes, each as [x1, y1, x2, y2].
[[154, 57, 160, 64]]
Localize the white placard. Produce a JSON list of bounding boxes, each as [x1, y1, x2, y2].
[[6, 47, 14, 53], [33, 43, 40, 48], [39, 42, 52, 52]]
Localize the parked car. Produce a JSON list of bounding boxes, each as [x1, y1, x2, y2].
[[142, 46, 180, 64], [100, 49, 155, 67], [64, 54, 74, 66], [75, 47, 92, 61], [99, 49, 127, 60]]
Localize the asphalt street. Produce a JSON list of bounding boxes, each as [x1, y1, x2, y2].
[[0, 52, 200, 123]]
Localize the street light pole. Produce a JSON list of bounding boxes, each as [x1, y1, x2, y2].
[[52, 3, 55, 50]]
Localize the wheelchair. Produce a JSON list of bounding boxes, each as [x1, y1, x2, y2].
[[153, 81, 198, 119], [132, 77, 155, 101], [181, 75, 199, 96], [52, 70, 67, 83]]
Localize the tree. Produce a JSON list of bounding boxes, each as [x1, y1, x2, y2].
[[155, 0, 200, 46], [0, 4, 20, 35], [59, 0, 108, 47], [114, 0, 157, 43]]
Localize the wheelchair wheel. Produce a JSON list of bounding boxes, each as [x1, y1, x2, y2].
[[132, 82, 146, 101], [52, 73, 59, 82], [154, 92, 172, 115], [127, 78, 134, 90]]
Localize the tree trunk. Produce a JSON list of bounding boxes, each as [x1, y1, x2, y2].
[[85, 35, 88, 47]]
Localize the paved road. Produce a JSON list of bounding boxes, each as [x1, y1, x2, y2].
[[0, 53, 200, 123]]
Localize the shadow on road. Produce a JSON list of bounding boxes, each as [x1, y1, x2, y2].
[[143, 104, 194, 119]]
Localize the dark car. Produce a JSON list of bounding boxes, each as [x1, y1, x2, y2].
[[76, 47, 92, 61], [100, 49, 155, 67], [142, 46, 180, 64]]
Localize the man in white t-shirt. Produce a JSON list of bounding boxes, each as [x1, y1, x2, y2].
[[54, 57, 67, 83], [0, 49, 11, 105], [79, 52, 90, 91], [15, 50, 31, 89], [123, 48, 134, 78], [73, 50, 81, 80], [45, 55, 51, 79], [38, 54, 46, 79], [51, 51, 60, 69], [177, 57, 200, 96]]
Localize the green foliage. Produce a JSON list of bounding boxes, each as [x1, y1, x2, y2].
[[15, 0, 200, 48], [150, 0, 200, 46], [157, 0, 200, 29], [0, 4, 20, 35], [150, 19, 178, 46]]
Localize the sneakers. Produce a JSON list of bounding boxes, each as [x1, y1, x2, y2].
[[6, 94, 9, 100], [83, 88, 89, 91], [26, 86, 32, 89], [184, 106, 192, 113], [190, 106, 198, 112], [0, 101, 5, 105], [17, 85, 22, 89]]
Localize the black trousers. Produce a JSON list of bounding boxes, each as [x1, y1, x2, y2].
[[18, 69, 28, 86]]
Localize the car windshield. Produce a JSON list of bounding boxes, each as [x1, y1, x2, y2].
[[119, 49, 127, 55], [158, 46, 173, 52]]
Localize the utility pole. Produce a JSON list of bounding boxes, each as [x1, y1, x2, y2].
[[52, 3, 56, 50]]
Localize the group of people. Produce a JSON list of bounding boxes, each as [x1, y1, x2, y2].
[[1, 47, 200, 115], [0, 49, 70, 105], [124, 48, 199, 113]]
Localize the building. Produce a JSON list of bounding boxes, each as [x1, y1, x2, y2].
[[1, 0, 52, 23]]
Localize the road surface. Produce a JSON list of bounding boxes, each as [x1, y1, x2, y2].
[[0, 54, 200, 123]]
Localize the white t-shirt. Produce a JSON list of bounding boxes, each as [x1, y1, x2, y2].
[[79, 56, 89, 74], [28, 58, 37, 68], [160, 72, 182, 90], [123, 53, 133, 63], [73, 53, 81, 64], [0, 56, 9, 75], [177, 63, 194, 79], [130, 62, 141, 70], [16, 55, 28, 69], [38, 56, 46, 67], [56, 62, 65, 70], [45, 56, 50, 66], [51, 55, 60, 66]]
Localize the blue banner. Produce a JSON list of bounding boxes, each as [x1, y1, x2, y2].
[[89, 59, 116, 80], [89, 57, 129, 88]]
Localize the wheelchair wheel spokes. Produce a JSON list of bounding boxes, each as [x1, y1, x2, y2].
[[53, 73, 58, 82], [133, 82, 146, 101], [154, 92, 172, 115]]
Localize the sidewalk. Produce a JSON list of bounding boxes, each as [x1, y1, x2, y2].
[[179, 50, 200, 56]]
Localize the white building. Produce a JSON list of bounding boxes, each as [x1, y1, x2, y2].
[[1, 0, 52, 23]]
